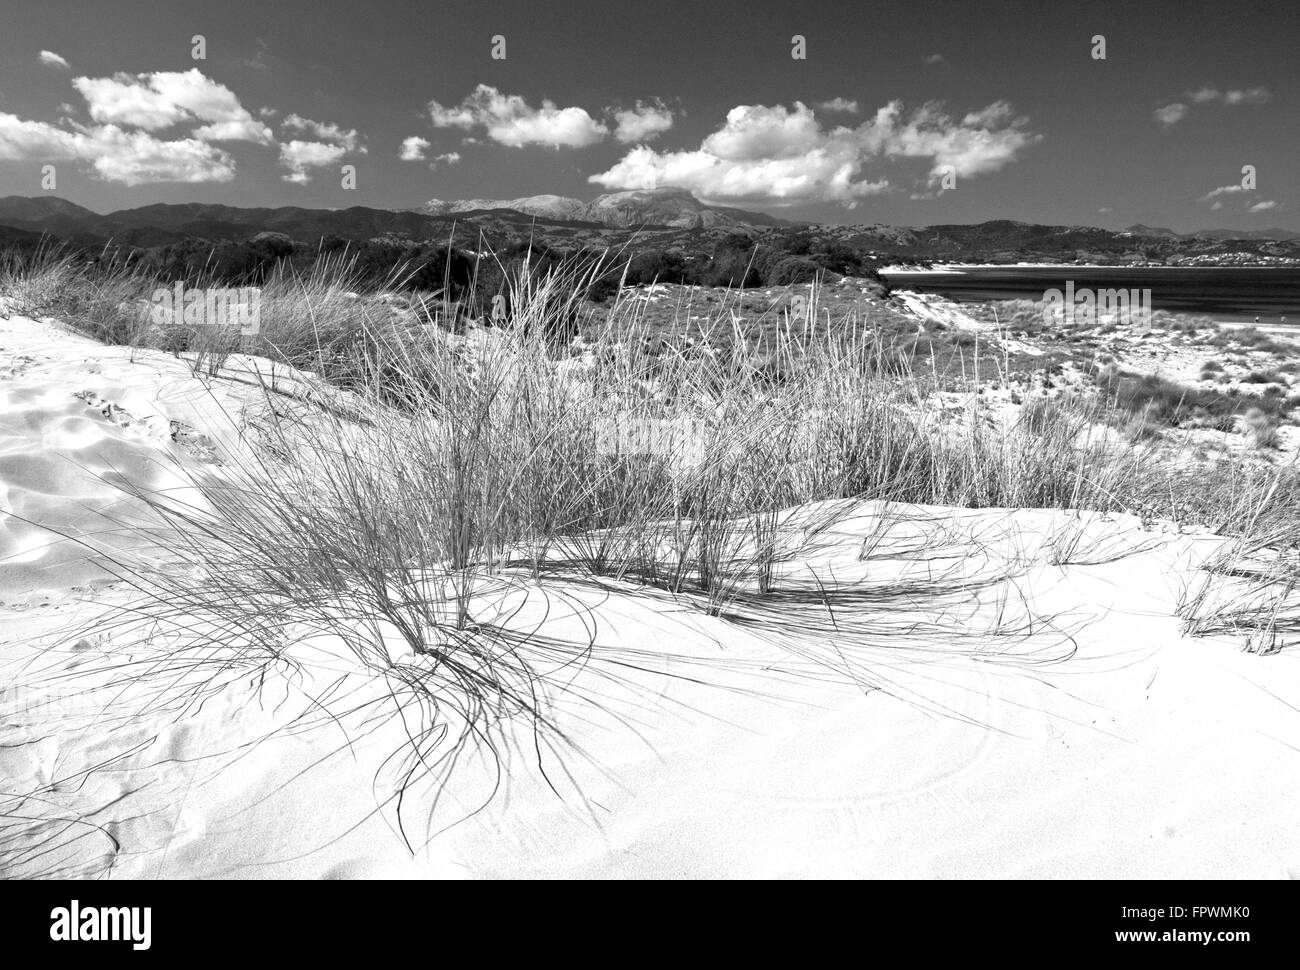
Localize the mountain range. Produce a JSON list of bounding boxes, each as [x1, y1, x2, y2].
[[1122, 223, 1300, 241], [0, 192, 1297, 264]]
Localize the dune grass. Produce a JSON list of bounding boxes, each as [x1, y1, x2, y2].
[[4, 247, 1300, 859]]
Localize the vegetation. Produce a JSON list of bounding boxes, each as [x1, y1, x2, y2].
[[4, 246, 1298, 834]]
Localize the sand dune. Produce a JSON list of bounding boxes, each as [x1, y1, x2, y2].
[[3, 306, 1299, 879]]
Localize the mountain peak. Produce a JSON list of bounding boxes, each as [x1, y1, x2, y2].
[[0, 195, 100, 220]]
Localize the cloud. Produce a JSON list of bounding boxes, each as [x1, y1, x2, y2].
[[1154, 103, 1189, 128], [611, 99, 675, 144], [1199, 183, 1280, 214], [1098, 206, 1113, 214], [0, 112, 235, 184], [1, 64, 378, 185], [1157, 85, 1270, 127], [589, 98, 1039, 205], [278, 140, 346, 184], [428, 84, 607, 148], [86, 126, 237, 184], [192, 120, 273, 143], [816, 98, 859, 113], [1199, 184, 1248, 202], [276, 116, 364, 180], [429, 151, 461, 170], [1222, 88, 1271, 105], [281, 113, 364, 152], [0, 112, 88, 159], [399, 135, 430, 161], [923, 53, 946, 65], [39, 50, 70, 70], [1189, 85, 1270, 106], [72, 68, 273, 143]]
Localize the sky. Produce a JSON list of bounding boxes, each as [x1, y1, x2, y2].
[[0, 0, 1295, 230]]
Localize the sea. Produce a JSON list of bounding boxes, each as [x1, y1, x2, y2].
[[878, 266, 1300, 327]]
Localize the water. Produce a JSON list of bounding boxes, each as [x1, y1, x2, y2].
[[879, 266, 1300, 326]]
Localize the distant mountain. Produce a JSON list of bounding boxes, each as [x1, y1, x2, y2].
[[585, 188, 794, 229], [0, 198, 461, 247], [1189, 227, 1300, 241], [0, 197, 1296, 265], [803, 219, 1300, 263], [1122, 223, 1181, 238], [413, 187, 795, 229], [1122, 222, 1300, 242], [419, 194, 595, 223], [0, 195, 112, 237], [906, 220, 1137, 255], [0, 196, 99, 222]]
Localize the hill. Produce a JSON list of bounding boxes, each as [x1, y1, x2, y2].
[[0, 196, 1297, 268], [413, 187, 794, 230]]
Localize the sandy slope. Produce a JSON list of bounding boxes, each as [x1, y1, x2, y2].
[[3, 308, 1299, 879]]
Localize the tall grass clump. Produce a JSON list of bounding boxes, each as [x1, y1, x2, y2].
[[1180, 472, 1300, 653], [1, 242, 157, 348]]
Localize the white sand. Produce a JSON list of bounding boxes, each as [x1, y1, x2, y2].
[[3, 307, 1299, 879]]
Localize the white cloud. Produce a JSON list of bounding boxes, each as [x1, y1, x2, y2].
[[1200, 184, 1248, 202], [278, 140, 346, 184], [1248, 199, 1277, 212], [0, 112, 82, 158], [589, 98, 1039, 205], [1189, 85, 1270, 106], [0, 65, 382, 185], [816, 98, 859, 113], [432, 151, 461, 166], [1154, 103, 1189, 128], [1222, 87, 1270, 105], [428, 84, 607, 148], [0, 112, 235, 184], [923, 53, 946, 65], [611, 99, 674, 144], [39, 50, 70, 70], [281, 113, 364, 152], [1098, 206, 1113, 214], [399, 135, 430, 161], [74, 74, 186, 129], [72, 68, 273, 143], [701, 103, 824, 161], [1158, 85, 1270, 127], [86, 126, 237, 184], [190, 119, 268, 142]]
